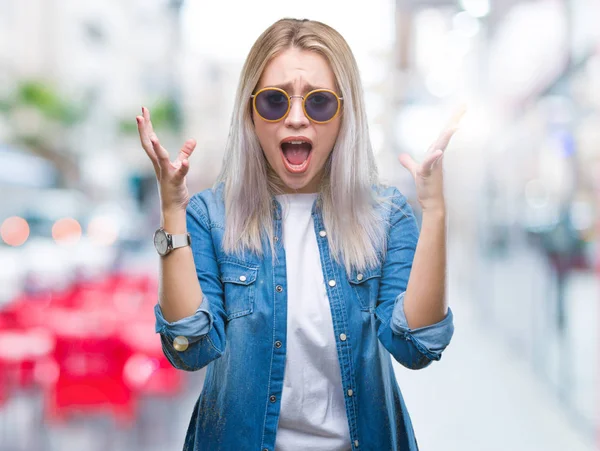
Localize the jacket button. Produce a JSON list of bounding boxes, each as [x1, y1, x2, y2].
[[275, 341, 282, 348], [269, 395, 276, 403], [328, 280, 336, 287], [347, 389, 353, 397], [354, 440, 359, 447], [274, 236, 279, 242], [356, 273, 364, 281], [319, 230, 327, 237], [239, 275, 247, 282], [339, 333, 347, 341], [276, 285, 283, 292], [173, 336, 189, 352]]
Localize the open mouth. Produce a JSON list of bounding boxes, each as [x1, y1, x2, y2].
[[280, 139, 313, 174]]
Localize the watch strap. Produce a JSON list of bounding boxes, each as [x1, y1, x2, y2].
[[171, 232, 191, 249]]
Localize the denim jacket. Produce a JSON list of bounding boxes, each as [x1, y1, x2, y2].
[[155, 183, 454, 451]]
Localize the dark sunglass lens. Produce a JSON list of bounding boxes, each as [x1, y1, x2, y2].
[[305, 91, 338, 122], [255, 90, 289, 121]]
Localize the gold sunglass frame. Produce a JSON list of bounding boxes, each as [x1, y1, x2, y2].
[[250, 87, 343, 124]]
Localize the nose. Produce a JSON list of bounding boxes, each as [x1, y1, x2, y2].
[[284, 96, 309, 129]]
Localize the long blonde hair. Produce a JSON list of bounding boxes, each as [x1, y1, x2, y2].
[[215, 18, 389, 274]]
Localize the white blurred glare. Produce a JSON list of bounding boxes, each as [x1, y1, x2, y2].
[[414, 9, 448, 74], [361, 54, 389, 87], [447, 30, 473, 57], [455, 107, 491, 143], [0, 249, 24, 304], [538, 95, 573, 125], [182, 0, 395, 64], [365, 92, 384, 122], [81, 152, 124, 193], [124, 354, 159, 388], [87, 215, 119, 246], [452, 11, 480, 38], [524, 179, 549, 209], [424, 47, 464, 98], [23, 238, 74, 291], [426, 71, 458, 98], [416, 9, 471, 99], [488, 1, 567, 103], [370, 124, 385, 156], [460, 0, 490, 18], [523, 202, 560, 230], [70, 237, 117, 276], [570, 201, 594, 231], [395, 105, 447, 154]]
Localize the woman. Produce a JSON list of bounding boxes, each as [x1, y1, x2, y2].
[[137, 18, 456, 451]]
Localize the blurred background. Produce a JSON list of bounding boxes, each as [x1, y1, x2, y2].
[[0, 0, 598, 450]]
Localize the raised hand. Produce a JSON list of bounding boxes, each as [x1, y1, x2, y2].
[[398, 107, 466, 212], [136, 107, 197, 215]]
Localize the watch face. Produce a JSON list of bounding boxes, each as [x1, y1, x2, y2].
[[154, 230, 169, 255]]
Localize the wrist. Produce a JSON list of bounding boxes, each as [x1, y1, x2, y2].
[[161, 208, 187, 234], [421, 205, 446, 219], [419, 197, 446, 215]]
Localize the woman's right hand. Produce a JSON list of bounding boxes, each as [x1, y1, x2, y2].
[[136, 107, 197, 215]]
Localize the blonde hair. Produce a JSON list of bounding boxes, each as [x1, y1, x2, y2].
[[215, 18, 389, 274]]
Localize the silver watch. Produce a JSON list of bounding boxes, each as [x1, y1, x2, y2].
[[153, 227, 191, 256]]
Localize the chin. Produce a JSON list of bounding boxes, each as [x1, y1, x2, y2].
[[277, 170, 318, 193]]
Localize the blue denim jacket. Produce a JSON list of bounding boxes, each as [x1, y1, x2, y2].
[[155, 184, 454, 451]]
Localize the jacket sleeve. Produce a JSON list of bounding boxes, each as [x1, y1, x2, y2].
[[154, 195, 227, 372], [374, 190, 454, 370]]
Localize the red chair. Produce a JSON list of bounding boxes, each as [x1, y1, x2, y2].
[[43, 308, 136, 426], [120, 322, 185, 397], [0, 328, 55, 390]]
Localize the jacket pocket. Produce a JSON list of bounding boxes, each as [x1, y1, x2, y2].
[[348, 266, 382, 312], [220, 260, 259, 320]]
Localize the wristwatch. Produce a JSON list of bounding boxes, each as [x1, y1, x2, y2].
[[153, 227, 191, 256]]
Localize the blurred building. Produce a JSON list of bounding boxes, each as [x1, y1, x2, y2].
[[0, 0, 185, 198]]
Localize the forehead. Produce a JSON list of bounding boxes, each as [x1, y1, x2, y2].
[[258, 47, 337, 92]]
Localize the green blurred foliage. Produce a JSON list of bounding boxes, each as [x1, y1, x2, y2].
[[119, 97, 182, 135], [18, 81, 81, 124], [1, 80, 85, 126]]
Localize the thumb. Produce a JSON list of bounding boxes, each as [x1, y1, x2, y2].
[[421, 149, 444, 176], [174, 158, 190, 181]]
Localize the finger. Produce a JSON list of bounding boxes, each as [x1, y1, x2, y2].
[[176, 139, 197, 163], [421, 149, 443, 176], [136, 115, 152, 150], [142, 107, 155, 135], [143, 107, 162, 146], [431, 126, 458, 153], [398, 153, 418, 179], [150, 136, 171, 169], [136, 116, 159, 168], [174, 158, 190, 180]]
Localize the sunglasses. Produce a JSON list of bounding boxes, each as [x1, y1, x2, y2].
[[251, 87, 343, 124]]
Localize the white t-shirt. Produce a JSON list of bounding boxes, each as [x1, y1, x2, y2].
[[274, 193, 351, 451]]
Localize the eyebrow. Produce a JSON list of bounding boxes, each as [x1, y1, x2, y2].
[[269, 82, 328, 94]]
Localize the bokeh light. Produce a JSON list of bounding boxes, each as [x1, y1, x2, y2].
[[87, 215, 119, 247], [52, 218, 82, 245], [1, 216, 30, 246]]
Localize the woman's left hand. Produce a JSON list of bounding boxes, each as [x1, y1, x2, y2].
[[398, 108, 465, 213]]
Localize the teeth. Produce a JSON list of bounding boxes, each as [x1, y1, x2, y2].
[[286, 141, 308, 145]]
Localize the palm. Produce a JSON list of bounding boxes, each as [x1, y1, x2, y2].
[[136, 107, 197, 211]]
